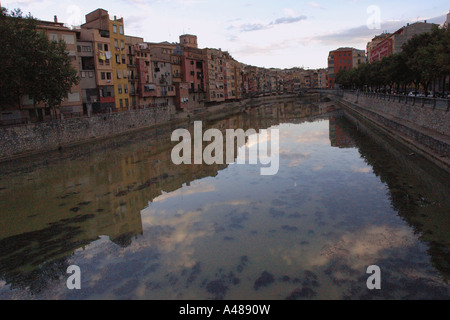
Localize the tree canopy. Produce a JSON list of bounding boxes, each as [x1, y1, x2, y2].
[[0, 7, 79, 116], [335, 26, 450, 97]]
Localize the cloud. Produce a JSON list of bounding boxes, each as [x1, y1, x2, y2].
[[270, 15, 307, 25], [230, 14, 307, 33], [307, 14, 447, 45], [307, 2, 324, 9]]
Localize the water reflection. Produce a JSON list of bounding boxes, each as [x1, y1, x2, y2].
[[0, 97, 448, 300]]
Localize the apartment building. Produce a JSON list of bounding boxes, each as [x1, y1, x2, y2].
[[81, 9, 130, 112], [125, 35, 144, 109], [76, 36, 97, 115], [181, 45, 207, 110], [16, 18, 83, 122], [369, 21, 437, 63], [328, 47, 366, 89], [366, 33, 391, 63], [204, 48, 226, 103]]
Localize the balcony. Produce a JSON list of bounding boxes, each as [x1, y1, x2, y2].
[[99, 30, 110, 38]]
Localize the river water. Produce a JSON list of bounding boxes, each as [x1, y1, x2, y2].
[[0, 97, 449, 300]]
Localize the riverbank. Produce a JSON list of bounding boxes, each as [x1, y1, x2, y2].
[[336, 91, 450, 173], [0, 94, 300, 163]]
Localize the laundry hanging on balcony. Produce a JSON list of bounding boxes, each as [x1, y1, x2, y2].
[[98, 51, 106, 61]]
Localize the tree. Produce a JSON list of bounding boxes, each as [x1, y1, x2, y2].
[[0, 7, 79, 120], [335, 25, 449, 96]]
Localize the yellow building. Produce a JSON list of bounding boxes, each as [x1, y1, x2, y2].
[[81, 9, 130, 112]]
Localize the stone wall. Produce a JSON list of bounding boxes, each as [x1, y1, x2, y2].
[[338, 91, 449, 172], [0, 105, 175, 160], [0, 94, 299, 161]]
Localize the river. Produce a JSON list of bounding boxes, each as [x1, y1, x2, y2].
[[0, 96, 449, 300]]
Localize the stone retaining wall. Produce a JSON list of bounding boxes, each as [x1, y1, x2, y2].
[[338, 91, 449, 172], [0, 95, 299, 161]]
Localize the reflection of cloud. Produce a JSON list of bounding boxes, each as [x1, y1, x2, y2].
[[312, 225, 416, 268], [226, 200, 251, 206], [292, 132, 329, 145], [153, 183, 216, 203], [279, 150, 313, 168], [313, 164, 325, 171], [141, 209, 214, 270], [280, 128, 329, 146]]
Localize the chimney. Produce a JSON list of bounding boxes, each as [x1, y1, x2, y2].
[[114, 16, 117, 21], [424, 20, 427, 23], [54, 15, 58, 23]]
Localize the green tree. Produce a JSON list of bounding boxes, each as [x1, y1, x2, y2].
[[0, 7, 79, 120]]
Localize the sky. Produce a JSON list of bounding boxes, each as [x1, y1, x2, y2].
[[2, 0, 449, 69]]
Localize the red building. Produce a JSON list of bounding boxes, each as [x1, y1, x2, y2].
[[179, 41, 207, 110], [369, 36, 394, 63], [328, 47, 365, 89]]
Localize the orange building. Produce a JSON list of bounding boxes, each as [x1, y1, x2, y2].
[[15, 18, 83, 122]]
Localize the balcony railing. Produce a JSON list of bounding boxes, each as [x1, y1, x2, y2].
[[344, 90, 450, 111]]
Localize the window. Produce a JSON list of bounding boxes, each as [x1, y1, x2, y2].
[[62, 34, 75, 44], [114, 39, 119, 48], [122, 54, 126, 64], [117, 70, 122, 79], [89, 72, 94, 78], [98, 43, 103, 51], [67, 92, 80, 102], [124, 84, 128, 93], [82, 46, 92, 52], [104, 44, 109, 51], [119, 99, 123, 108], [116, 54, 121, 64], [121, 40, 125, 50], [101, 72, 106, 80], [77, 46, 81, 52], [118, 84, 122, 94], [106, 72, 112, 80], [119, 25, 124, 35], [81, 72, 86, 78], [49, 33, 58, 42], [113, 24, 117, 33], [125, 99, 129, 107]]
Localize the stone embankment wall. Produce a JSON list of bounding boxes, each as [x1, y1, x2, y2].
[[338, 91, 449, 172], [0, 94, 298, 161]]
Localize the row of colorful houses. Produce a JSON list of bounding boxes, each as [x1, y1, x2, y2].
[[2, 8, 329, 125]]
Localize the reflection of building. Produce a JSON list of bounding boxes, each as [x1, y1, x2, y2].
[[329, 116, 356, 148]]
